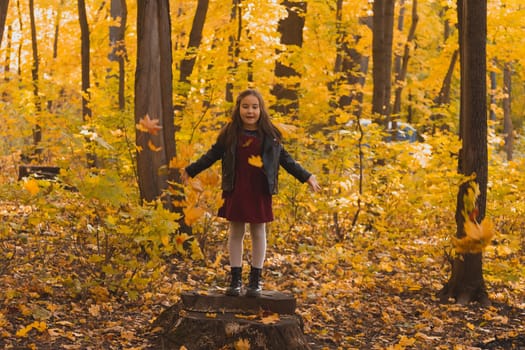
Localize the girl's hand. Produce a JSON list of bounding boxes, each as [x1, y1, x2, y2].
[[180, 168, 190, 184], [306, 175, 321, 192]]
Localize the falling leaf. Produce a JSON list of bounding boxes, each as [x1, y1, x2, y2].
[[241, 139, 253, 147], [248, 155, 263, 168], [137, 114, 162, 135], [183, 206, 205, 226], [148, 140, 162, 152], [23, 179, 40, 196]]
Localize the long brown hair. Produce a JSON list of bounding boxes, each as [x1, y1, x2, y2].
[[218, 89, 282, 148]]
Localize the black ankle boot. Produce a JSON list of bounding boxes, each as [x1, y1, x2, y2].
[[245, 266, 262, 297], [225, 266, 242, 296]]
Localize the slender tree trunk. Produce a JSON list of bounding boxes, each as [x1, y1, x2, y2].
[[271, 0, 306, 118], [109, 0, 128, 110], [489, 68, 497, 121], [392, 0, 418, 117], [439, 0, 489, 306], [371, 0, 395, 120], [434, 50, 458, 106], [3, 25, 11, 81], [78, 0, 97, 168], [179, 0, 209, 85], [0, 0, 9, 47], [225, 0, 241, 103], [29, 0, 42, 155], [502, 62, 513, 161], [174, 0, 209, 117]]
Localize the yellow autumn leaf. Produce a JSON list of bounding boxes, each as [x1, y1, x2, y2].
[[169, 156, 187, 169], [183, 206, 205, 226], [398, 335, 416, 346], [160, 234, 170, 247], [191, 239, 204, 260], [234, 338, 251, 350], [234, 314, 258, 320], [273, 121, 297, 137], [174, 233, 191, 254], [465, 218, 495, 243], [456, 218, 495, 254], [148, 140, 162, 152], [466, 322, 475, 330], [261, 313, 280, 324], [205, 312, 217, 318], [248, 155, 263, 168], [16, 321, 47, 337], [88, 304, 101, 317], [137, 114, 162, 135], [23, 179, 40, 195]]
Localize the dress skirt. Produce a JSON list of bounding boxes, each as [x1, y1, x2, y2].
[[218, 131, 273, 223]]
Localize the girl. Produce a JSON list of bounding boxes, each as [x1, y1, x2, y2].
[[181, 89, 320, 297]]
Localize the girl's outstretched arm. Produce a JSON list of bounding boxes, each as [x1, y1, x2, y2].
[[306, 175, 321, 192]]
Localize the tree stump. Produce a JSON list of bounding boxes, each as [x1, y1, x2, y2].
[[153, 290, 312, 350]]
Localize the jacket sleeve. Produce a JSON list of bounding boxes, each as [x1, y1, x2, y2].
[[279, 146, 312, 183], [185, 142, 224, 178]]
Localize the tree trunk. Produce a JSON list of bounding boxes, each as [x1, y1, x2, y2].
[[109, 0, 128, 111], [173, 0, 209, 119], [371, 0, 395, 120], [392, 0, 418, 117], [489, 68, 497, 121], [78, 0, 97, 168], [135, 0, 181, 215], [0, 0, 8, 47], [29, 0, 41, 154], [271, 0, 306, 118], [434, 49, 458, 106], [225, 0, 241, 104], [502, 62, 513, 161], [178, 0, 209, 85], [439, 0, 489, 306], [154, 291, 311, 350], [3, 25, 11, 80]]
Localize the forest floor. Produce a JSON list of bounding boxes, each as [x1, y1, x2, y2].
[[1, 200, 524, 350]]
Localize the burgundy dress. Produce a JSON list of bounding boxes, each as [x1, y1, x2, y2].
[[218, 130, 273, 223]]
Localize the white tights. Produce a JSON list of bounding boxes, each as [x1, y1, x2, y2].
[[228, 221, 266, 269]]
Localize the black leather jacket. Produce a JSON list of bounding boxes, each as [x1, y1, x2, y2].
[[185, 134, 311, 194]]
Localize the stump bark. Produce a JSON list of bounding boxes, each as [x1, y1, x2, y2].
[[154, 290, 312, 350]]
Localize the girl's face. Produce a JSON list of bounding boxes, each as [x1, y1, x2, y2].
[[239, 95, 261, 130]]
